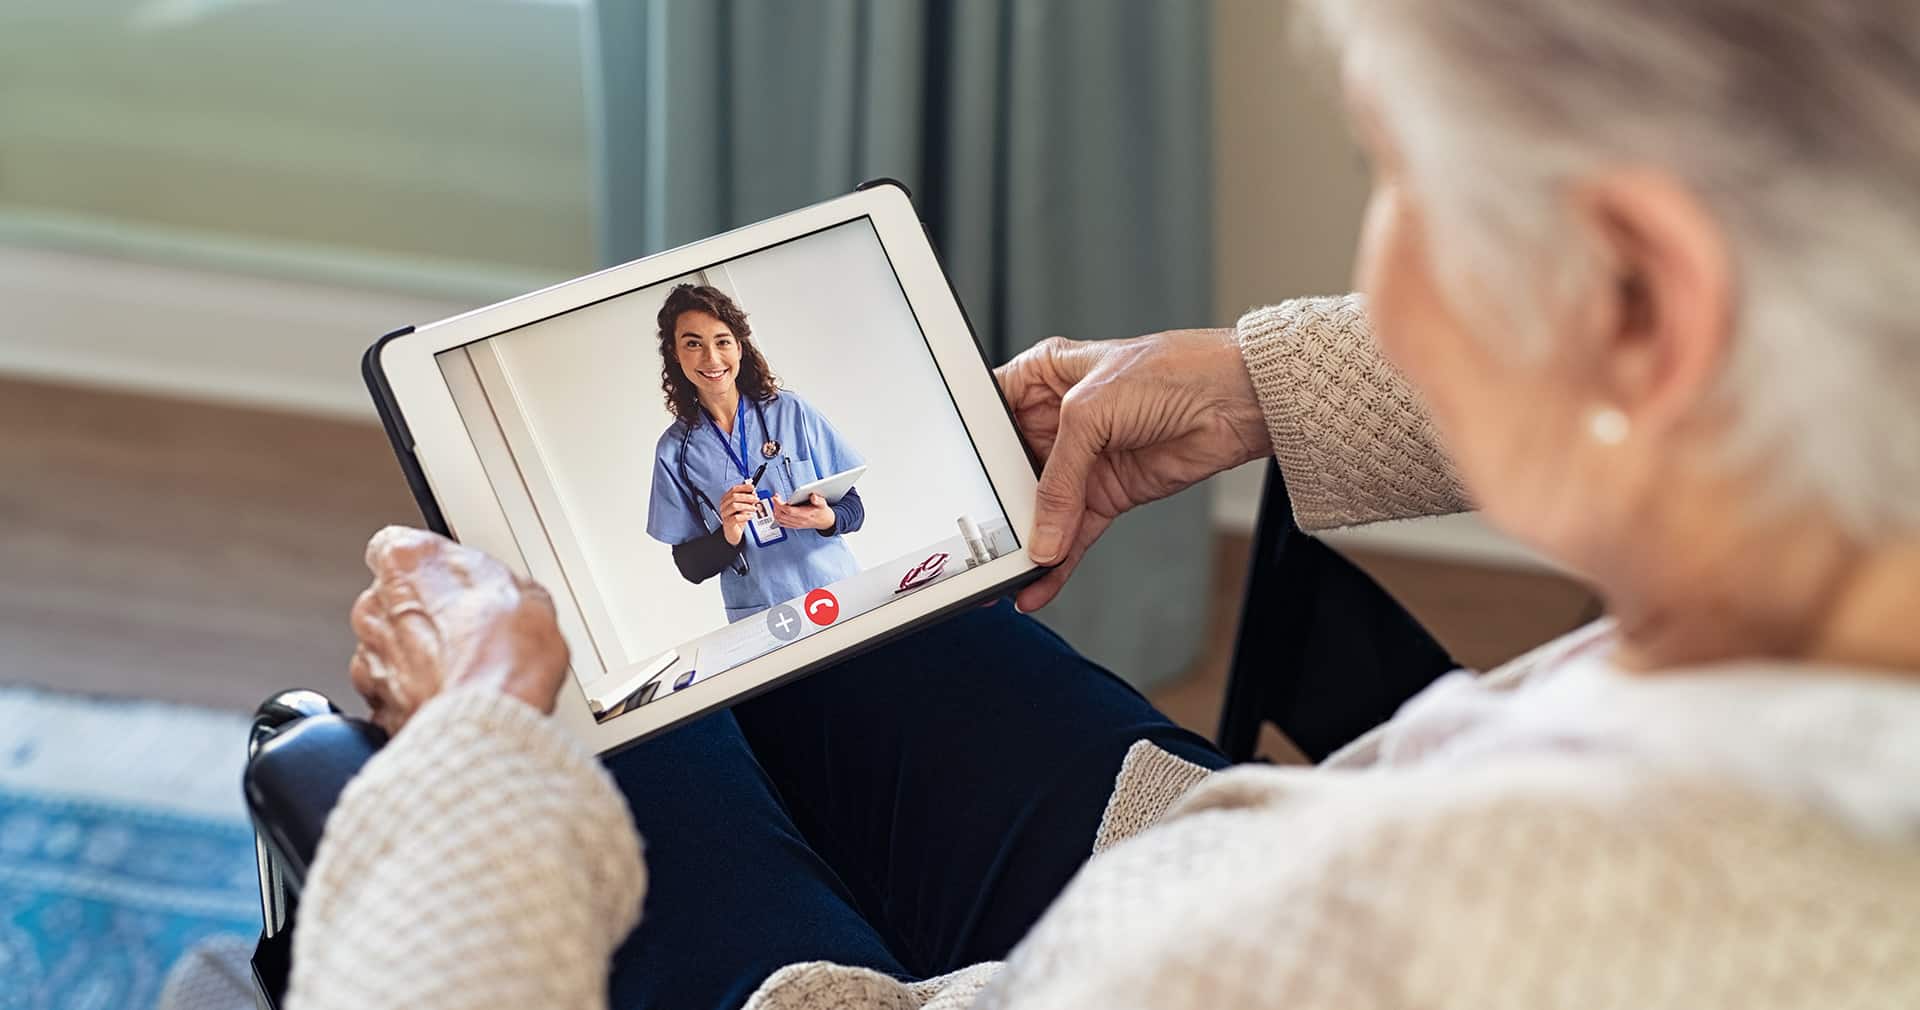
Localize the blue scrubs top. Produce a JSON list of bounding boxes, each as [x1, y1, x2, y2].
[[647, 390, 866, 621]]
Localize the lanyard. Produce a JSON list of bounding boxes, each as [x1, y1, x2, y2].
[[708, 396, 752, 479]]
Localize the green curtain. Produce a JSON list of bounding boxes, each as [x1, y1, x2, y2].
[[588, 0, 1214, 688]]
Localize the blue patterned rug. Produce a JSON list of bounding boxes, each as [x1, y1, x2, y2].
[[0, 687, 260, 1009]]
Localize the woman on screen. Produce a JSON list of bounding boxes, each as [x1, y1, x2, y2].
[[645, 283, 866, 621]]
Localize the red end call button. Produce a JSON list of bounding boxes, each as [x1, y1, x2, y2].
[[803, 588, 841, 626]]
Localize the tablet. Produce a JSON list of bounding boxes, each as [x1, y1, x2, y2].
[[786, 464, 867, 506], [364, 182, 1044, 754]]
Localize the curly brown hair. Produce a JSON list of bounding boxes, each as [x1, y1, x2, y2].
[[655, 283, 780, 426]]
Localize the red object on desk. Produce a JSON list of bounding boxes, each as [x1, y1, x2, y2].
[[895, 552, 950, 593]]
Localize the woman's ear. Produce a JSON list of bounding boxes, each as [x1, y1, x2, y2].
[[1576, 171, 1736, 435]]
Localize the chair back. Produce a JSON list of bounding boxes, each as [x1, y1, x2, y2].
[[1215, 461, 1456, 762]]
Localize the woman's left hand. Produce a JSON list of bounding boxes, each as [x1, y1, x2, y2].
[[348, 526, 570, 735], [771, 492, 836, 531]]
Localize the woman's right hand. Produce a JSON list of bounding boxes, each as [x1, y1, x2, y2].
[[994, 329, 1271, 612], [718, 481, 762, 545]]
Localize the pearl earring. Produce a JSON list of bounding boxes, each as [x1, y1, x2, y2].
[[1588, 405, 1630, 446]]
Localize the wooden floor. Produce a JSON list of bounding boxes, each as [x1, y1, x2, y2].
[[2, 376, 1599, 744], [2, 377, 418, 710]]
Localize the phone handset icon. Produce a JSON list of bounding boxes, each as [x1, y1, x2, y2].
[[803, 588, 840, 626]]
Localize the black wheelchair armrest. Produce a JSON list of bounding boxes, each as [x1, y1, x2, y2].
[[245, 712, 387, 888], [244, 691, 386, 1010]]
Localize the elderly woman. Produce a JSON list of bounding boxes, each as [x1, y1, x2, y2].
[[294, 3, 1920, 1008]]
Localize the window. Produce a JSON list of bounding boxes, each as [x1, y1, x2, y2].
[[0, 0, 595, 300]]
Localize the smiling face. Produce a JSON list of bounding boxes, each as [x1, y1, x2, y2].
[[673, 310, 743, 401], [656, 283, 780, 426]]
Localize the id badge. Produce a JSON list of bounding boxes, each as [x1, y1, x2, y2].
[[748, 488, 788, 548]]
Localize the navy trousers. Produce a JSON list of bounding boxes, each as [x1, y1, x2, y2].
[[601, 600, 1229, 1010]]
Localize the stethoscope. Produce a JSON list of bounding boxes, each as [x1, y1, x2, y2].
[[676, 394, 794, 575]]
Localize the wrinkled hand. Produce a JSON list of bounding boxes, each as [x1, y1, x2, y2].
[[349, 526, 570, 734], [718, 482, 761, 545], [771, 492, 835, 531], [995, 330, 1269, 612]]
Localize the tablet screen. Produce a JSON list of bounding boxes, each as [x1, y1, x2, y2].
[[432, 218, 1018, 721]]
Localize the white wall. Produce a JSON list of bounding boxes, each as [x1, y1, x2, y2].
[[0, 0, 588, 414], [0, 243, 471, 418], [481, 219, 1007, 666], [2, 0, 593, 278], [1208, 0, 1371, 533], [714, 218, 1005, 538]]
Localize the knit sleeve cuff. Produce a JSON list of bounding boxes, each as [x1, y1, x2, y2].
[[1092, 740, 1216, 854], [1236, 295, 1471, 531], [289, 687, 645, 1009]]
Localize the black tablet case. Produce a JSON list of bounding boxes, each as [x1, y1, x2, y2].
[[362, 324, 447, 535]]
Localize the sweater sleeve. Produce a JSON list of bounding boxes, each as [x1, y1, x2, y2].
[[1236, 295, 1471, 532], [287, 688, 645, 1010]]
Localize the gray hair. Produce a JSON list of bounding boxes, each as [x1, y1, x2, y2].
[[1309, 1, 1920, 538]]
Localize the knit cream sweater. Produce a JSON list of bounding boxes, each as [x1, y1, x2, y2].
[[287, 297, 1920, 1009]]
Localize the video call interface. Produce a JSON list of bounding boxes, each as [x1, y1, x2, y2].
[[435, 219, 1017, 722]]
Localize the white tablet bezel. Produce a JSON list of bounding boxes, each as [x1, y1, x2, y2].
[[374, 184, 1043, 754]]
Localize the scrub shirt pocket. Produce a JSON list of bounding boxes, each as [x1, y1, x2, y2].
[[781, 454, 821, 499]]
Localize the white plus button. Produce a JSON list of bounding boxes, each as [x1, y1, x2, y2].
[[773, 612, 794, 634]]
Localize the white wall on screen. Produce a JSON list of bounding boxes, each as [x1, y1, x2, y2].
[[717, 218, 1005, 542], [477, 220, 1008, 669], [440, 348, 617, 682]]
